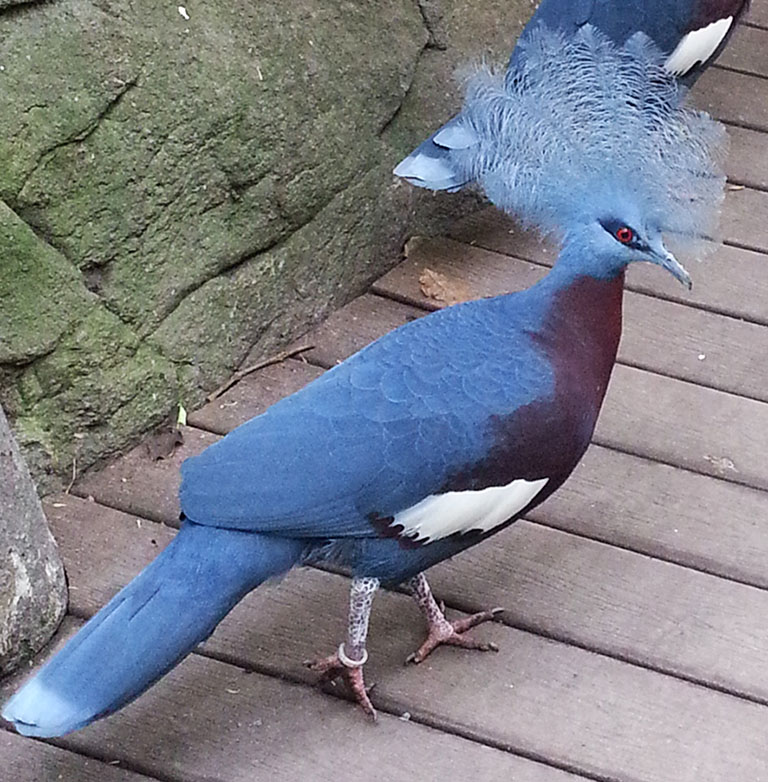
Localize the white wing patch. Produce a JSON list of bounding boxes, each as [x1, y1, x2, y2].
[[393, 477, 549, 544], [665, 17, 733, 76]]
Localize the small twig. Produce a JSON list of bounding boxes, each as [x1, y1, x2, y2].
[[206, 344, 314, 403], [65, 455, 77, 494]]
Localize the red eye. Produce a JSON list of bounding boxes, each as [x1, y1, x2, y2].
[[616, 226, 634, 244]]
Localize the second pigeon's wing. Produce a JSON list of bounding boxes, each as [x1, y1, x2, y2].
[[548, 0, 747, 81]]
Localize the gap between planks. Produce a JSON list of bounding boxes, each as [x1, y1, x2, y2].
[[0, 728, 167, 782]]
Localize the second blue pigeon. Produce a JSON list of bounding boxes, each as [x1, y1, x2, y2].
[[394, 0, 746, 192]]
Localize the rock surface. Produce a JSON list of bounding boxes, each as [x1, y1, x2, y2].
[[0, 404, 67, 676], [0, 0, 532, 488]]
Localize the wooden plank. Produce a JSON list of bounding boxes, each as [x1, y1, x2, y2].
[[597, 363, 768, 489], [743, 0, 768, 29], [1, 618, 586, 782], [429, 522, 768, 699], [189, 360, 323, 435], [372, 236, 768, 402], [447, 212, 768, 325], [530, 444, 768, 589], [0, 729, 155, 782], [721, 124, 768, 190], [290, 293, 425, 369], [36, 497, 768, 782], [715, 21, 768, 77], [43, 497, 177, 613], [721, 182, 768, 251], [697, 67, 768, 132], [74, 425, 216, 526]]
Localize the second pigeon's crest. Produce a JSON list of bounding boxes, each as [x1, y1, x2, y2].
[[454, 25, 727, 253]]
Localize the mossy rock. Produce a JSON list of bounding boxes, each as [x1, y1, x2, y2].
[[0, 0, 533, 486], [0, 404, 67, 676]]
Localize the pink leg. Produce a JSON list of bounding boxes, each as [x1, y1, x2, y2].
[[406, 572, 503, 664], [305, 576, 379, 720]]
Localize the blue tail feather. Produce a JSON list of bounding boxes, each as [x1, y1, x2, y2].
[[1, 522, 304, 737], [393, 116, 476, 192]]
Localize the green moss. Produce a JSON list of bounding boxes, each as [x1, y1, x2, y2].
[[152, 161, 412, 393], [23, 339, 178, 475], [28, 306, 140, 400], [0, 201, 93, 364], [0, 0, 533, 487], [5, 0, 425, 333]]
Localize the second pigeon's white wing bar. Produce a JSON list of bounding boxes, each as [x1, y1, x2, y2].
[[665, 17, 734, 76], [393, 477, 549, 543]]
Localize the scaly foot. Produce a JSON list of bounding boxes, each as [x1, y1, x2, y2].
[[406, 607, 504, 664], [304, 646, 377, 720]]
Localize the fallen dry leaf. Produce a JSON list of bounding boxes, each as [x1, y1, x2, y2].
[[418, 267, 472, 306]]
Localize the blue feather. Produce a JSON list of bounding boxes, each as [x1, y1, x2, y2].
[[398, 26, 726, 258], [394, 2, 738, 225], [180, 291, 554, 537], [2, 524, 304, 737]]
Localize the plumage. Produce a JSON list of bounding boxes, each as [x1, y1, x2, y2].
[[391, 477, 550, 543], [2, 27, 726, 735], [665, 16, 735, 74], [394, 0, 746, 194], [4, 525, 304, 737]]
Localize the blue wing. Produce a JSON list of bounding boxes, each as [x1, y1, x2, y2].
[[180, 297, 552, 538]]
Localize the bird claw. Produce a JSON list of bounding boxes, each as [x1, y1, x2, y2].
[[304, 652, 377, 721], [406, 607, 504, 665]]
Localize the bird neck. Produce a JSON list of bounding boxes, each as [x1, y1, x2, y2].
[[546, 269, 625, 355], [527, 246, 626, 396], [544, 234, 629, 289]]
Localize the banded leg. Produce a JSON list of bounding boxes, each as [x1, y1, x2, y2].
[[304, 576, 379, 719], [406, 572, 503, 664]]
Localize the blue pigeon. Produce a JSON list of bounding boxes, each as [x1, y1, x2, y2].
[[394, 0, 746, 192], [2, 27, 725, 735]]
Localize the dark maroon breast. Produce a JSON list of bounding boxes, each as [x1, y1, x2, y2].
[[544, 271, 624, 415], [444, 272, 625, 497], [527, 271, 624, 476], [690, 0, 749, 30]]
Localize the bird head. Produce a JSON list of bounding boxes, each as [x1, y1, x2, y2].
[[460, 25, 727, 281], [564, 191, 692, 288]]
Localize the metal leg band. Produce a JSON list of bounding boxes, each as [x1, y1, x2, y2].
[[338, 643, 368, 668]]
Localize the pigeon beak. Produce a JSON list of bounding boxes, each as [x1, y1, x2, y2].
[[648, 245, 692, 290]]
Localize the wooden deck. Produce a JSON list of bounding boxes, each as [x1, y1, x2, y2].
[[5, 10, 768, 782]]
